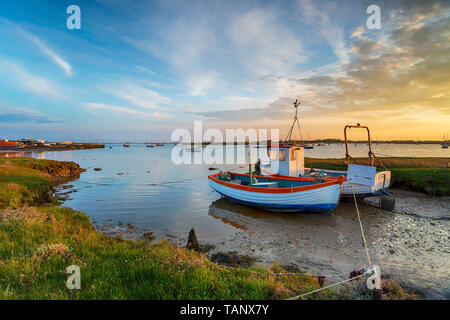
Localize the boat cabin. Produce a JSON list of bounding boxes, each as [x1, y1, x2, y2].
[[262, 144, 305, 177]]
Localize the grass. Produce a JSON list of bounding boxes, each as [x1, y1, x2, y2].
[[0, 157, 83, 209], [0, 157, 417, 300], [305, 157, 450, 196], [0, 206, 329, 299]]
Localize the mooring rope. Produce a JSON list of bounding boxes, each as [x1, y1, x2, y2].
[[351, 183, 372, 266], [215, 263, 368, 280], [287, 274, 366, 300]]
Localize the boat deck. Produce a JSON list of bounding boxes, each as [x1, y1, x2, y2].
[[217, 173, 319, 189]]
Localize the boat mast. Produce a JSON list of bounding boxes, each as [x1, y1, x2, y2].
[[284, 99, 303, 143]]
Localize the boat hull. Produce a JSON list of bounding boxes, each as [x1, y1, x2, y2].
[[318, 169, 391, 197], [208, 175, 342, 213]]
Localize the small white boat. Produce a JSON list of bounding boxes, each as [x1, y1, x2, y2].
[[208, 172, 345, 213]]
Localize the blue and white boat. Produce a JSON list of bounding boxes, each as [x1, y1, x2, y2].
[[208, 171, 345, 213]]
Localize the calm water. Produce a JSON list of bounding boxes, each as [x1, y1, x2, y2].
[[2, 143, 449, 298], [1, 143, 448, 238]]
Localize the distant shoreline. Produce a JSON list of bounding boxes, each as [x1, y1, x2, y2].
[[0, 143, 105, 152]]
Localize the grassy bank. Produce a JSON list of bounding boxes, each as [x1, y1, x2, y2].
[[0, 157, 84, 209], [0, 157, 415, 299], [305, 157, 450, 196]]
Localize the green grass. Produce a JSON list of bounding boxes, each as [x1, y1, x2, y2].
[[0, 206, 326, 299], [305, 157, 450, 196], [0, 157, 417, 300], [0, 157, 82, 209]]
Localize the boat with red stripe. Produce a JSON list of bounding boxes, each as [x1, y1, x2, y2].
[[208, 172, 345, 213]]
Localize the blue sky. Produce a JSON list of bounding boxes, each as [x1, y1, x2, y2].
[[0, 0, 449, 141]]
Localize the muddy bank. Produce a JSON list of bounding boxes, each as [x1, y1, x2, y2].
[[198, 190, 448, 299]]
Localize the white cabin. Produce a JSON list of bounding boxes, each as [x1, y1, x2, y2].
[[261, 144, 304, 177]]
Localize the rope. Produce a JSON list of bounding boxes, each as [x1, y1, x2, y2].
[[273, 268, 366, 278], [287, 274, 365, 300], [351, 182, 372, 266], [216, 263, 368, 279]]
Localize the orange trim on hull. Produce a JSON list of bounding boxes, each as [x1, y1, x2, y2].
[[208, 172, 345, 194], [261, 169, 343, 183]]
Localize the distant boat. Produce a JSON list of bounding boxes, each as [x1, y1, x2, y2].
[[441, 134, 449, 148], [208, 172, 345, 213], [303, 144, 314, 149], [123, 143, 130, 147], [186, 146, 201, 152]]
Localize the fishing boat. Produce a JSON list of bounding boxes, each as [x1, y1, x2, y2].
[[0, 140, 25, 149], [186, 146, 201, 152], [208, 171, 345, 213]]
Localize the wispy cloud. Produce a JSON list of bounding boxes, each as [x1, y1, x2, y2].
[[297, 0, 349, 65], [82, 102, 171, 119], [28, 35, 73, 77], [102, 80, 172, 110], [0, 106, 62, 124], [0, 57, 65, 99], [227, 8, 307, 76], [1, 18, 73, 76]]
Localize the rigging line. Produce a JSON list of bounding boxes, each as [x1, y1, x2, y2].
[[351, 182, 372, 266]]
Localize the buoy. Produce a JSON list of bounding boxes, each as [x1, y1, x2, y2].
[[380, 194, 395, 210]]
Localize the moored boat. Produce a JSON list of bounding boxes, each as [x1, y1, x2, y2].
[[208, 171, 345, 213]]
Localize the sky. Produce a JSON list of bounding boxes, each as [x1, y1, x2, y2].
[[0, 0, 449, 142]]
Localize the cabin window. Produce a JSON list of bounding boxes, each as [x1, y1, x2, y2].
[[290, 150, 296, 161], [279, 150, 286, 161], [269, 149, 277, 160]]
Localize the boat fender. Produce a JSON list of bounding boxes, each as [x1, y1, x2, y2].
[[337, 175, 346, 184]]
